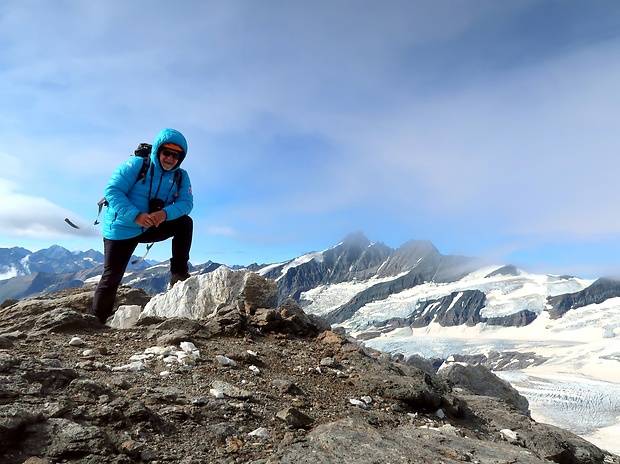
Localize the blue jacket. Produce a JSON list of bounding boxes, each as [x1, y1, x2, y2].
[[102, 128, 193, 240]]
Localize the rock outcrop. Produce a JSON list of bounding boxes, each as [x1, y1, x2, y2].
[[141, 267, 279, 320], [0, 270, 617, 464], [547, 278, 620, 319]]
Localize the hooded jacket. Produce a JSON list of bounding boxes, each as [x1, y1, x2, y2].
[[102, 128, 193, 240]]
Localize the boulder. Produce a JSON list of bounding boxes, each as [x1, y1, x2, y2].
[[438, 361, 530, 415], [273, 418, 552, 464], [141, 267, 278, 320]]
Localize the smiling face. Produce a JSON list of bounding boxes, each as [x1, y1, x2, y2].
[[158, 146, 183, 171]]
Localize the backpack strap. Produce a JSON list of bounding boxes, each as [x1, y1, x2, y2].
[[136, 157, 151, 184], [172, 169, 183, 200], [174, 169, 182, 188]]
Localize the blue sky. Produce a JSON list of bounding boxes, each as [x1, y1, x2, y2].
[[1, 1, 620, 278]]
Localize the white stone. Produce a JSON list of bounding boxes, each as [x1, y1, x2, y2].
[[69, 336, 86, 346], [500, 429, 520, 443], [180, 341, 197, 352], [247, 350, 258, 357], [349, 399, 367, 409], [112, 361, 145, 372], [361, 396, 373, 404], [215, 355, 237, 366], [160, 371, 170, 377], [109, 305, 142, 329], [248, 427, 270, 437], [419, 425, 440, 432], [81, 349, 94, 357], [439, 424, 461, 436], [177, 352, 198, 365], [210, 388, 225, 399], [435, 409, 446, 419], [145, 346, 176, 356], [249, 365, 260, 375]]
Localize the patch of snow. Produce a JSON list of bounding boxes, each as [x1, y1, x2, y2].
[[257, 245, 337, 279], [256, 261, 287, 277], [300, 271, 409, 316], [331, 269, 592, 333], [84, 275, 101, 284], [375, 257, 392, 274], [276, 252, 324, 281]]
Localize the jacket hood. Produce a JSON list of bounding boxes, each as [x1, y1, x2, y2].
[[151, 128, 188, 170]]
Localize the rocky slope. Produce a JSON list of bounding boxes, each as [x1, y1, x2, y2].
[[1, 276, 618, 464]]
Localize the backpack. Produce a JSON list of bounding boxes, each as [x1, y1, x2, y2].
[[64, 142, 182, 229]]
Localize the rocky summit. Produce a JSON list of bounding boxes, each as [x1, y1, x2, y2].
[[0, 271, 618, 464]]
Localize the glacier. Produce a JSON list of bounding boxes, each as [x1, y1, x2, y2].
[[301, 265, 620, 455]]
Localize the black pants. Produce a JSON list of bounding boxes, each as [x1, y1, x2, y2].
[[92, 215, 193, 323]]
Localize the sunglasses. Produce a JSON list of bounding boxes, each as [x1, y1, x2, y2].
[[160, 148, 182, 160]]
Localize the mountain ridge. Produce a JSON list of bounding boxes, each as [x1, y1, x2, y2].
[[2, 233, 619, 338]]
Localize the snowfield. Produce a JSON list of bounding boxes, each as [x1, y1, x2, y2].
[[303, 266, 591, 333], [496, 371, 620, 446], [301, 267, 620, 455], [363, 314, 620, 455]]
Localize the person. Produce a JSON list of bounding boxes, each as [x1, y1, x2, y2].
[[92, 128, 194, 324]]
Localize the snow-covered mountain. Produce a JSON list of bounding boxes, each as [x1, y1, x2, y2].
[[253, 232, 616, 334], [0, 245, 155, 301], [0, 245, 106, 280]]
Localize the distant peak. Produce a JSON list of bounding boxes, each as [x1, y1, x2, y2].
[[485, 265, 520, 278], [398, 239, 439, 255], [341, 232, 371, 247], [6, 246, 32, 256]]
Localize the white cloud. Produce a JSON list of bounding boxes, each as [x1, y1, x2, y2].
[[0, 179, 99, 239]]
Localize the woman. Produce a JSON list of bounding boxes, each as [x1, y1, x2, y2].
[[92, 128, 194, 324]]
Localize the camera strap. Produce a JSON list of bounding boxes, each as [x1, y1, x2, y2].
[[148, 167, 177, 206], [137, 168, 177, 265]]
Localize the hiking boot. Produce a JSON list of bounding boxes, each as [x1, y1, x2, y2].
[[169, 272, 191, 289]]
